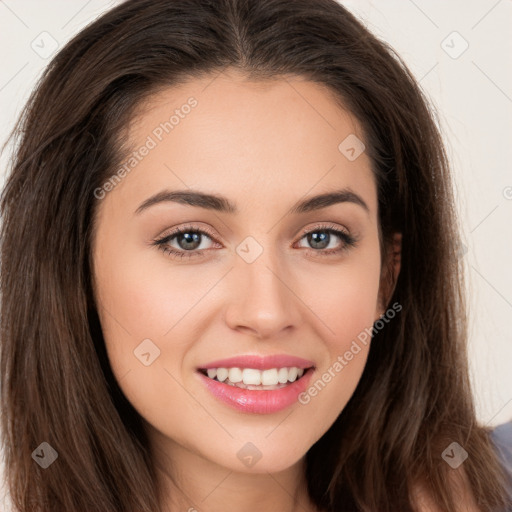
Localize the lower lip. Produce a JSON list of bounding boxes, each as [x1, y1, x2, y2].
[[196, 369, 314, 414]]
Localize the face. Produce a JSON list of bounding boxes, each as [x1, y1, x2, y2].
[[91, 69, 395, 475]]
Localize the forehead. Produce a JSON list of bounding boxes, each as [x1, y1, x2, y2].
[[107, 70, 377, 217]]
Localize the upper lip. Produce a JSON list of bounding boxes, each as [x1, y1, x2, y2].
[[197, 354, 315, 371]]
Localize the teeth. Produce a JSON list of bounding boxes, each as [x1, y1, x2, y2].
[[203, 366, 307, 387], [216, 368, 229, 382], [277, 367, 288, 383], [261, 368, 278, 386], [242, 368, 261, 385], [228, 368, 243, 383]]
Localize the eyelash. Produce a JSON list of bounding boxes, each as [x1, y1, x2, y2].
[[152, 223, 358, 260]]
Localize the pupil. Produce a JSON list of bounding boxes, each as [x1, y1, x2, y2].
[[178, 232, 201, 250], [309, 231, 329, 249]]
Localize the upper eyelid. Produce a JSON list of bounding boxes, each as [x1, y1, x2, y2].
[[157, 222, 351, 242], [157, 224, 217, 243]]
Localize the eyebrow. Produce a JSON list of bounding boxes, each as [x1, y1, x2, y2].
[[134, 187, 370, 216]]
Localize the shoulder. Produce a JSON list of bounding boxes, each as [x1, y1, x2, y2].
[[489, 421, 512, 505], [413, 422, 512, 512], [489, 420, 512, 475]]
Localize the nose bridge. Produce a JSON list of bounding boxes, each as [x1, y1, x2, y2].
[[225, 234, 302, 337]]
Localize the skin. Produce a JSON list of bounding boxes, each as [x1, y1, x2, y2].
[[91, 68, 408, 512]]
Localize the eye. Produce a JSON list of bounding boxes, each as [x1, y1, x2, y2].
[[295, 223, 357, 256], [152, 222, 357, 260], [152, 224, 219, 259]]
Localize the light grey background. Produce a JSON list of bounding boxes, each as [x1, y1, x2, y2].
[[1, 1, 511, 509]]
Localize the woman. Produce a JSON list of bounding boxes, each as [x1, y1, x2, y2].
[[1, 0, 510, 511]]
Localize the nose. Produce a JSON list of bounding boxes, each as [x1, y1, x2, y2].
[[224, 246, 304, 339]]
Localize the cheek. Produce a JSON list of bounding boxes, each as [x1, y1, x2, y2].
[[93, 237, 208, 351], [294, 250, 380, 425], [92, 249, 202, 427], [300, 241, 381, 345], [92, 235, 228, 421]]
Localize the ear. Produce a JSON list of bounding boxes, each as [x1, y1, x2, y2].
[[375, 232, 402, 319]]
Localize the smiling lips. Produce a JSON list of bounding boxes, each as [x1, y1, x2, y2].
[[196, 354, 315, 414]]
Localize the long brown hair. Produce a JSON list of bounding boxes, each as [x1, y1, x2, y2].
[[1, 0, 510, 511]]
